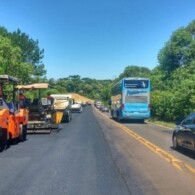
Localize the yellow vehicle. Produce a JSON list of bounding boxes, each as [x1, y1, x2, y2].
[[16, 83, 63, 134], [51, 94, 73, 123], [0, 75, 28, 152]]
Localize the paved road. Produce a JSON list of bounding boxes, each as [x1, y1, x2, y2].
[[0, 106, 194, 195], [122, 120, 195, 169], [102, 109, 195, 171]]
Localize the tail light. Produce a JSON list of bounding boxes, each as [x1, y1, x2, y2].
[[148, 104, 151, 110]]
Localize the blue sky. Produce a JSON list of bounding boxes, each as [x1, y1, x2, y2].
[[0, 0, 195, 80]]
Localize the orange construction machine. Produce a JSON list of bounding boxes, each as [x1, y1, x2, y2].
[[0, 75, 28, 152]]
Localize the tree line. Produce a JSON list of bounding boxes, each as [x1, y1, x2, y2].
[[0, 19, 195, 122]]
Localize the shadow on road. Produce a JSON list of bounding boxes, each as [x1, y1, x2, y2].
[[110, 118, 147, 124], [170, 146, 195, 160]]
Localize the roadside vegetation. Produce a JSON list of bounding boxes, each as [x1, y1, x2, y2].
[[0, 20, 195, 123]]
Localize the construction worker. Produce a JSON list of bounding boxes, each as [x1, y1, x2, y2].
[[46, 93, 54, 106], [18, 91, 27, 108], [19, 92, 26, 100]]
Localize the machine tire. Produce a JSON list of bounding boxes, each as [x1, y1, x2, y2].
[[0, 128, 7, 152], [116, 112, 121, 122], [172, 135, 179, 150], [111, 110, 114, 119], [66, 115, 71, 123], [116, 116, 121, 122], [139, 119, 145, 123], [19, 124, 27, 142], [63, 111, 72, 123]]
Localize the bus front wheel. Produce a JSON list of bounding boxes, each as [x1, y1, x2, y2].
[[116, 113, 121, 122], [0, 128, 7, 152], [139, 119, 145, 123], [111, 110, 114, 119]]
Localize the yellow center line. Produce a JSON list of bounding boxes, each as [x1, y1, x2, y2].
[[95, 108, 195, 175]]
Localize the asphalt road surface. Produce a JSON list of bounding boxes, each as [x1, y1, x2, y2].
[[0, 106, 194, 195]]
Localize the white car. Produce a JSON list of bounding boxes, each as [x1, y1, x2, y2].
[[71, 103, 82, 112]]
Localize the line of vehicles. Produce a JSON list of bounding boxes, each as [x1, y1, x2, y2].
[[0, 74, 86, 152], [0, 75, 152, 153], [1, 74, 194, 155], [94, 101, 109, 112]]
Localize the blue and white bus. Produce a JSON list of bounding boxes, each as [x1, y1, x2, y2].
[[111, 77, 150, 122]]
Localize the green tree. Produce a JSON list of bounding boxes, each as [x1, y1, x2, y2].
[[100, 86, 111, 105], [0, 36, 33, 81], [118, 65, 151, 80], [149, 66, 167, 91], [0, 27, 8, 37], [9, 29, 46, 81], [158, 20, 195, 75]]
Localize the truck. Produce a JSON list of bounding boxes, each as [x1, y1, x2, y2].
[[51, 94, 73, 123], [0, 75, 28, 152]]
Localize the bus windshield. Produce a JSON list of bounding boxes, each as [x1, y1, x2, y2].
[[124, 80, 149, 88]]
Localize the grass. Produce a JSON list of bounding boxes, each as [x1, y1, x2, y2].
[[147, 118, 176, 129]]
